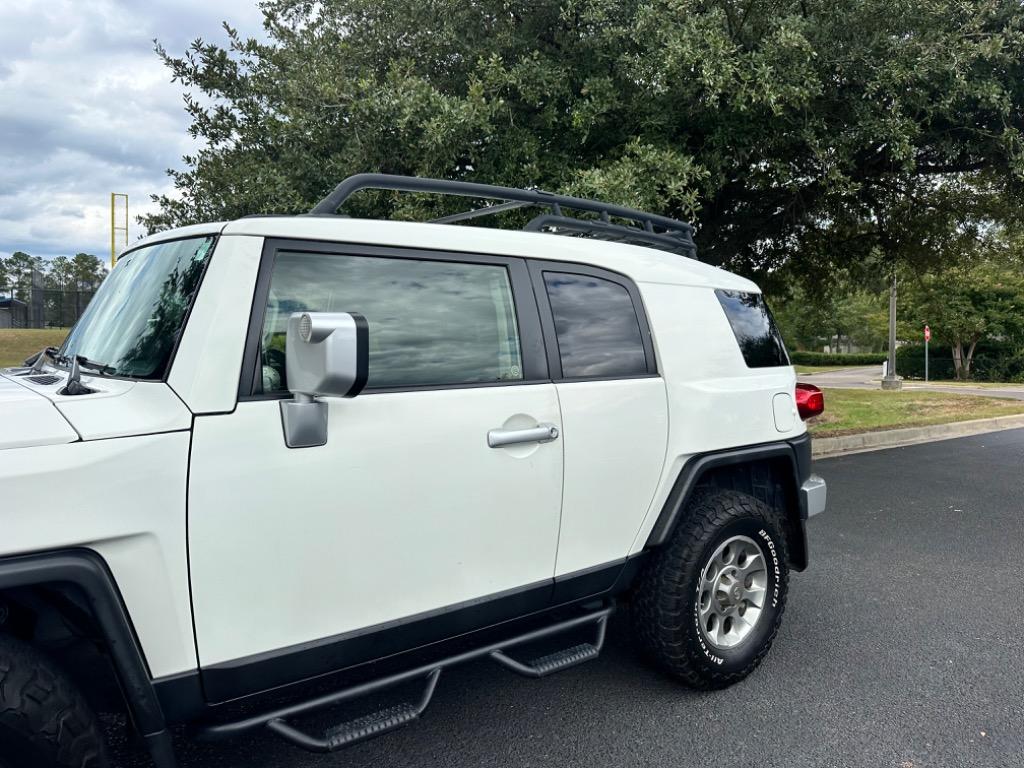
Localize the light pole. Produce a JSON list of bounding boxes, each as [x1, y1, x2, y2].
[[881, 271, 902, 390]]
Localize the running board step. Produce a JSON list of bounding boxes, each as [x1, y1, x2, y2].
[[265, 669, 440, 753], [490, 616, 607, 678], [198, 606, 613, 754]]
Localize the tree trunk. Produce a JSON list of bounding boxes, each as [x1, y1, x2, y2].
[[964, 339, 979, 379], [952, 342, 963, 380]]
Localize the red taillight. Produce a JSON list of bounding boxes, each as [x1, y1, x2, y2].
[[795, 383, 824, 420]]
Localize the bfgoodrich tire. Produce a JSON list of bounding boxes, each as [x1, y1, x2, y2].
[[631, 488, 789, 689], [0, 634, 108, 768]]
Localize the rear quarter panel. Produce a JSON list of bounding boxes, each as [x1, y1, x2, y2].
[[628, 282, 804, 553]]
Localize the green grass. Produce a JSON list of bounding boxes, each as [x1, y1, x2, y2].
[[808, 387, 1024, 437], [795, 365, 858, 374], [901, 379, 1024, 389], [0, 329, 69, 367]]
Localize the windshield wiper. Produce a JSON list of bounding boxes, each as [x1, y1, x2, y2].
[[22, 346, 59, 373], [55, 354, 117, 377]]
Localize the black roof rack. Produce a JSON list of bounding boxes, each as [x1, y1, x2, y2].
[[309, 174, 698, 260]]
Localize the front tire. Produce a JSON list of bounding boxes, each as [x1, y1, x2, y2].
[[631, 488, 790, 689], [0, 634, 108, 768]]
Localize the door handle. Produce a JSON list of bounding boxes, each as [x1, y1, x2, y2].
[[487, 423, 560, 448]]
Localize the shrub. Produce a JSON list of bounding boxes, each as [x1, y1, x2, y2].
[[789, 351, 888, 366], [895, 343, 1024, 382]]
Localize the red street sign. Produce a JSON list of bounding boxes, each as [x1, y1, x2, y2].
[[924, 325, 931, 342]]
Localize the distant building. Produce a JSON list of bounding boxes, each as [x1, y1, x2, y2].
[[0, 297, 27, 328]]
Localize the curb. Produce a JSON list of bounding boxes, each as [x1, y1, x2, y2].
[[812, 413, 1024, 458]]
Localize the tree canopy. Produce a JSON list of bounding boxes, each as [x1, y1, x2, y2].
[[0, 252, 106, 301], [145, 0, 1024, 286], [903, 258, 1024, 378]]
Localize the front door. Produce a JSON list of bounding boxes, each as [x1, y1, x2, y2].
[[187, 242, 562, 699]]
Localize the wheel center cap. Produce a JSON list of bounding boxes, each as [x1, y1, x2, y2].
[[731, 585, 743, 601]]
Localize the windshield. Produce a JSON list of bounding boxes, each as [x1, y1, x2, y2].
[[59, 236, 215, 380]]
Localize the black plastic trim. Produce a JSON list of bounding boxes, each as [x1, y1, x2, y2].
[[526, 260, 659, 380], [237, 239, 550, 400], [551, 559, 625, 603], [347, 312, 370, 396], [789, 432, 813, 492], [644, 440, 806, 549], [0, 549, 178, 767], [153, 669, 205, 724]]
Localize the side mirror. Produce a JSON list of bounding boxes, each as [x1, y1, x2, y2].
[[280, 312, 368, 448]]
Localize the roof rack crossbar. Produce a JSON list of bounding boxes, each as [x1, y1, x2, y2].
[[428, 199, 533, 225], [309, 173, 697, 259]]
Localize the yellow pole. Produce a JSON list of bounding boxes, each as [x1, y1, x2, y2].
[[109, 193, 128, 268], [110, 193, 115, 268]]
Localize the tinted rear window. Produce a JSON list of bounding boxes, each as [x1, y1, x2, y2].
[[715, 290, 789, 368]]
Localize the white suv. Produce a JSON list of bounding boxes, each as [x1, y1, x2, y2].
[[0, 175, 825, 768]]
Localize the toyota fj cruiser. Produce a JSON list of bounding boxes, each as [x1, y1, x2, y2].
[[0, 175, 825, 767]]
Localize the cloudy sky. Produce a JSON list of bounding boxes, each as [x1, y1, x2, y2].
[[0, 0, 266, 262]]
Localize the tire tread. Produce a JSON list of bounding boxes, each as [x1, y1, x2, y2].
[[631, 488, 790, 690], [0, 634, 108, 768]]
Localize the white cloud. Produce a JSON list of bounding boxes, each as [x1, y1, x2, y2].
[[0, 0, 265, 261]]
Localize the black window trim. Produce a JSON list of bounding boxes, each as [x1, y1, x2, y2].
[[526, 260, 659, 381], [237, 238, 550, 400]]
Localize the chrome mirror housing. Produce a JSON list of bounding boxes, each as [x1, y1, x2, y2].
[[280, 312, 368, 448]]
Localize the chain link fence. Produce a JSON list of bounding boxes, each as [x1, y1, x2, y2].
[[0, 271, 94, 329]]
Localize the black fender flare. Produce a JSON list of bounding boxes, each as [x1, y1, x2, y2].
[[644, 435, 812, 569], [0, 548, 178, 767]]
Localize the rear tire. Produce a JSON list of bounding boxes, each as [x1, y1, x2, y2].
[[631, 488, 790, 689], [0, 634, 108, 768]]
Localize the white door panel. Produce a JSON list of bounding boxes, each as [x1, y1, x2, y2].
[[189, 384, 562, 667], [554, 378, 668, 576]]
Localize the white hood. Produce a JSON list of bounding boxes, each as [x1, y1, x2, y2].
[[0, 373, 79, 450]]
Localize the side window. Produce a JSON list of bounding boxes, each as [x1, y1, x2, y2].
[[715, 289, 790, 368], [260, 252, 524, 391], [543, 271, 648, 378]]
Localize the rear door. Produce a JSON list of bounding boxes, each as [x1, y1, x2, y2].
[[529, 262, 669, 586], [187, 241, 563, 699]]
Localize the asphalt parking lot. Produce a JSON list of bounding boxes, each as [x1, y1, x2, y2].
[[112, 429, 1024, 767]]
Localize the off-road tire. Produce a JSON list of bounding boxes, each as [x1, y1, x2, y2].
[[631, 488, 790, 689], [0, 633, 108, 768]]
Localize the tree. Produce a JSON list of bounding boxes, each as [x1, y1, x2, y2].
[[904, 260, 1024, 379], [773, 285, 889, 353], [4, 252, 44, 301], [69, 254, 106, 292], [46, 256, 74, 291], [143, 0, 1024, 285]]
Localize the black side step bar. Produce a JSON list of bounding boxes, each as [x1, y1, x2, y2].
[[490, 613, 607, 678], [266, 669, 441, 753], [198, 606, 612, 753]]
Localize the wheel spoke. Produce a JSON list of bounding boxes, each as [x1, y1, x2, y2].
[[738, 551, 765, 578], [744, 583, 767, 607], [696, 534, 774, 651]]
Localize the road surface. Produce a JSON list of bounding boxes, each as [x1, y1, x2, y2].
[[111, 429, 1024, 767]]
